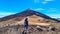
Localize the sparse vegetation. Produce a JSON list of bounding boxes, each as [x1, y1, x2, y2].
[[0, 25, 60, 34], [0, 9, 60, 34]]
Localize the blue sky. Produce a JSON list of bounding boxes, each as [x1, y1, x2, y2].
[[0, 0, 60, 18]]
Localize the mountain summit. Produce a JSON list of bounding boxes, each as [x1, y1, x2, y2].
[[0, 9, 60, 23]]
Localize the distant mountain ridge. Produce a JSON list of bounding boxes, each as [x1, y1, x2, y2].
[[55, 18, 60, 20], [0, 9, 60, 22]]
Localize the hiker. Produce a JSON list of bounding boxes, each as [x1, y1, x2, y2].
[[24, 18, 29, 33]]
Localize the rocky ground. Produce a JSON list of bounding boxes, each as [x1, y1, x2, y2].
[[0, 25, 60, 34]]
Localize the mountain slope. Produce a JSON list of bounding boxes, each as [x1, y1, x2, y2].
[[0, 9, 60, 24], [0, 9, 60, 22]]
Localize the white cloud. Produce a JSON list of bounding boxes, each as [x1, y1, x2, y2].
[[34, 0, 40, 3], [41, 1, 48, 4], [45, 13, 60, 18], [46, 8, 57, 12], [45, 0, 54, 2], [44, 8, 60, 18], [41, 0, 54, 4], [0, 12, 15, 18], [34, 8, 45, 11], [49, 14, 60, 18], [34, 0, 54, 4], [0, 12, 14, 15]]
